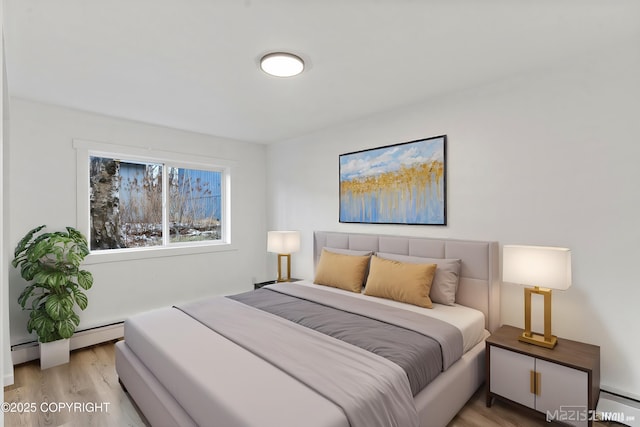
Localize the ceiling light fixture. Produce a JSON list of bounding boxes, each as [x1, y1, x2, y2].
[[260, 52, 305, 77]]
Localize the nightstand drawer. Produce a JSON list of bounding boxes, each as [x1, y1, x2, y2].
[[536, 359, 588, 420], [490, 346, 535, 408]]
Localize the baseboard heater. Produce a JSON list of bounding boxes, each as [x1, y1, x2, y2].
[[10, 322, 124, 365], [597, 390, 640, 427]]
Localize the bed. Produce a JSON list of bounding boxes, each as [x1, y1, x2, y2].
[[116, 231, 500, 427]]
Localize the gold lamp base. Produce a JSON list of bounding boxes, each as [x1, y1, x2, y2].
[[276, 254, 292, 282], [521, 286, 559, 349], [519, 331, 558, 349]]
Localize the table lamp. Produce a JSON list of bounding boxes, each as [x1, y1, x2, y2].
[[503, 245, 572, 349], [267, 231, 301, 282]]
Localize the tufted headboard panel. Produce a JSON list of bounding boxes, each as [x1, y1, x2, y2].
[[313, 231, 501, 332]]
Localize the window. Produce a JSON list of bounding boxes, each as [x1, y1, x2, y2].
[[75, 140, 233, 259], [167, 167, 222, 244]]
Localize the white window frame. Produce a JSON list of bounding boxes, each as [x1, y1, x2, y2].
[[74, 139, 236, 264]]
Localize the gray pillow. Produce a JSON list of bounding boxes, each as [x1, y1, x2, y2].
[[324, 247, 373, 257], [375, 253, 461, 305]]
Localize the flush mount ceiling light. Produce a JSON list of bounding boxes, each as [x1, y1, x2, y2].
[[260, 52, 305, 77]]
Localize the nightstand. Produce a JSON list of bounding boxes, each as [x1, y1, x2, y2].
[[486, 325, 600, 427], [254, 278, 301, 290]]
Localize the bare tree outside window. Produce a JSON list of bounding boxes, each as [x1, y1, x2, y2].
[[90, 157, 123, 249]]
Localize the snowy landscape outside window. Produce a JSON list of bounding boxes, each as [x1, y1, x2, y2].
[[89, 156, 224, 251]]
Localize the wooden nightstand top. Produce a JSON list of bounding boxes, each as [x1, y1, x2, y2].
[[487, 325, 600, 373]]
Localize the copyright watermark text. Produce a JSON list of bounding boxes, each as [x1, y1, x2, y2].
[[1, 401, 111, 414], [547, 405, 635, 423]]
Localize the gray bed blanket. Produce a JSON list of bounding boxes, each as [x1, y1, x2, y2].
[[177, 296, 419, 427], [263, 282, 463, 370], [230, 287, 443, 395]]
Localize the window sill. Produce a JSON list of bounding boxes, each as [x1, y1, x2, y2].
[[83, 242, 237, 265]]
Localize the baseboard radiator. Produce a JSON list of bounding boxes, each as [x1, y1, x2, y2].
[[597, 390, 640, 427], [10, 322, 124, 365]]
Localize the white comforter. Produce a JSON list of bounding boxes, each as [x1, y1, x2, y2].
[[121, 282, 486, 427]]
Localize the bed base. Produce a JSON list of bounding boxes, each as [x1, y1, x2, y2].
[[116, 337, 485, 427], [116, 341, 197, 427]]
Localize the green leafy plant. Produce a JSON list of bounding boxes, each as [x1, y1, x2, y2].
[[12, 225, 94, 343]]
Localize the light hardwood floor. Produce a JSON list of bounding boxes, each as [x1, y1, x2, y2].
[[4, 341, 613, 427], [4, 341, 145, 427]]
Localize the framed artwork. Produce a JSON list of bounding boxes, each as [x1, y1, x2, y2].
[[339, 135, 446, 225]]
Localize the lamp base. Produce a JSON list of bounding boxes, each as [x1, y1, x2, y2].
[[518, 332, 558, 349], [276, 254, 291, 282]]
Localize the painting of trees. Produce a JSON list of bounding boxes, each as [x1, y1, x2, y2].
[[339, 136, 446, 225]]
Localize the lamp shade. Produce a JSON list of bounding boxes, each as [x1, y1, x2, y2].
[[267, 231, 301, 254], [503, 245, 572, 290]]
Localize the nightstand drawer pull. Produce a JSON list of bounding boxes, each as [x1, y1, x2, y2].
[[530, 371, 542, 396], [530, 370, 536, 394]]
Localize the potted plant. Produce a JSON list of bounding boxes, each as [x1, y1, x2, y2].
[[12, 225, 94, 369]]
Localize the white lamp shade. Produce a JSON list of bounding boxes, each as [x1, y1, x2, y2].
[[267, 231, 301, 254], [503, 245, 572, 290]]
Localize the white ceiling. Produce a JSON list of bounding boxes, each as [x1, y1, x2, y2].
[[4, 1, 640, 144]]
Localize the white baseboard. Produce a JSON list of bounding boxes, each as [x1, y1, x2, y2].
[[10, 323, 124, 366], [597, 391, 640, 427]]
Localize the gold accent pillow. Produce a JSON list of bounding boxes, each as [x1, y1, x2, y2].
[[314, 249, 371, 293], [364, 255, 436, 308], [376, 253, 461, 306]]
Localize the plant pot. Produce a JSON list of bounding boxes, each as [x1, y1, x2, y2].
[[39, 338, 70, 369]]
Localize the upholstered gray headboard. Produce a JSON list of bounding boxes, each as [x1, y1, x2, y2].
[[313, 231, 500, 333]]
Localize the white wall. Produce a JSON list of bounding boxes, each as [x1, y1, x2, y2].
[[2, 56, 10, 386], [8, 98, 268, 346], [267, 41, 640, 399], [1, 2, 9, 417]]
